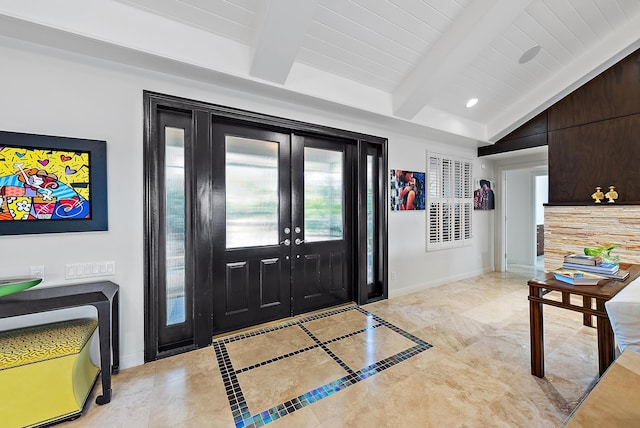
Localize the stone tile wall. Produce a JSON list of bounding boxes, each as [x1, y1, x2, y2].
[[544, 205, 640, 271]]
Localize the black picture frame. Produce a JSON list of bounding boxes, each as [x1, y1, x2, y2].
[[0, 130, 108, 235]]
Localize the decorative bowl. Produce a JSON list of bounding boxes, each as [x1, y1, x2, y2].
[[0, 277, 43, 297]]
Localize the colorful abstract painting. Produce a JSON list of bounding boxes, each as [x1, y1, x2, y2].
[[0, 145, 91, 221]]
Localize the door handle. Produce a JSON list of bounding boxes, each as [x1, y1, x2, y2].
[[295, 238, 304, 245], [280, 238, 291, 246]]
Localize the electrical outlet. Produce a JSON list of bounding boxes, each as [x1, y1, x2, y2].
[[391, 271, 397, 280], [30, 265, 45, 280]]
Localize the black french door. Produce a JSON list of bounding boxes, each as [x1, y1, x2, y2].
[[145, 91, 387, 361], [290, 134, 353, 315], [211, 121, 353, 333], [210, 122, 292, 332]]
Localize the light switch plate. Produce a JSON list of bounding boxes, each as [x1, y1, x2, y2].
[[65, 261, 115, 279]]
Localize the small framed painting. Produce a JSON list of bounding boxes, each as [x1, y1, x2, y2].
[[474, 179, 495, 210], [390, 169, 425, 210], [0, 130, 108, 235]]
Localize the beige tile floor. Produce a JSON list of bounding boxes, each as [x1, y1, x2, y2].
[[64, 268, 601, 427]]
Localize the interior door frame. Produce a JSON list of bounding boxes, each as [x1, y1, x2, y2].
[[495, 158, 548, 272], [144, 101, 214, 361], [144, 91, 388, 361]]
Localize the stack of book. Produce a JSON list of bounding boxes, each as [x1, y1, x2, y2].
[[561, 254, 629, 281], [552, 269, 608, 285]]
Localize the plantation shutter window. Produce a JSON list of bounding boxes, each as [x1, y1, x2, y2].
[[427, 153, 473, 251]]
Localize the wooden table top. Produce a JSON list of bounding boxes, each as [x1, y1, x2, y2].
[[528, 263, 640, 299], [564, 349, 640, 427]]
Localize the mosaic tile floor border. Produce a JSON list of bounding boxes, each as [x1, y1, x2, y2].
[[213, 305, 433, 428]]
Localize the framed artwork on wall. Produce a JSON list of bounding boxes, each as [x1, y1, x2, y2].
[[474, 179, 495, 210], [0, 130, 108, 235], [390, 169, 425, 210]]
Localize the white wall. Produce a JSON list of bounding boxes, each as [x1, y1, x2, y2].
[[535, 175, 548, 225], [387, 139, 494, 297], [505, 169, 534, 266], [0, 40, 494, 368]]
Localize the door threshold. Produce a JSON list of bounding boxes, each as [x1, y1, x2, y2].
[[213, 302, 357, 340]]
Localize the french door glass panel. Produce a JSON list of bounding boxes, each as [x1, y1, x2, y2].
[[304, 147, 344, 242], [225, 136, 279, 248], [164, 127, 186, 326]]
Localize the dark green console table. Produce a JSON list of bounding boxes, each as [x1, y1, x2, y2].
[[0, 281, 119, 404]]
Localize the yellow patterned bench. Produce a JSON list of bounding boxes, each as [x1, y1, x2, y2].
[[0, 318, 99, 428]]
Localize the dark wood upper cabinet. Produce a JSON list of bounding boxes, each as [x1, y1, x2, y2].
[[547, 48, 640, 203], [548, 114, 640, 203], [485, 48, 640, 204], [548, 51, 640, 131]]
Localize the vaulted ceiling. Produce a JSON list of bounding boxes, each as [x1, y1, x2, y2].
[[0, 0, 638, 146]]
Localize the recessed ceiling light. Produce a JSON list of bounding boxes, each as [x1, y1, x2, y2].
[[519, 45, 541, 64], [466, 98, 478, 108]]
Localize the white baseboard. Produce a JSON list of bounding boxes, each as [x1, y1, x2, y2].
[[507, 263, 538, 269], [119, 351, 145, 370], [388, 266, 493, 299]]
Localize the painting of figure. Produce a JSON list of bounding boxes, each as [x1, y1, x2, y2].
[[390, 169, 425, 211], [474, 179, 495, 210]]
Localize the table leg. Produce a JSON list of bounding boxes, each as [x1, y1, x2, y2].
[[530, 286, 544, 377], [583, 296, 593, 327], [111, 290, 120, 375], [95, 302, 113, 405], [596, 299, 615, 376]]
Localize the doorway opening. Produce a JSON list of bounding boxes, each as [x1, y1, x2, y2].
[[534, 174, 548, 271], [503, 166, 547, 277]]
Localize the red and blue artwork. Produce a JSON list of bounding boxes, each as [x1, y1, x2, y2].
[[390, 169, 426, 210], [0, 145, 91, 221]]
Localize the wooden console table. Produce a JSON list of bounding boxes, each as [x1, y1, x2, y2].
[[0, 281, 119, 404], [528, 263, 640, 377]]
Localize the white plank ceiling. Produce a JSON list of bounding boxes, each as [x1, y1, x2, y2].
[[0, 0, 639, 144]]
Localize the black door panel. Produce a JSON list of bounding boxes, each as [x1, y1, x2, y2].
[[211, 121, 292, 334], [291, 135, 353, 315], [210, 124, 354, 333]]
